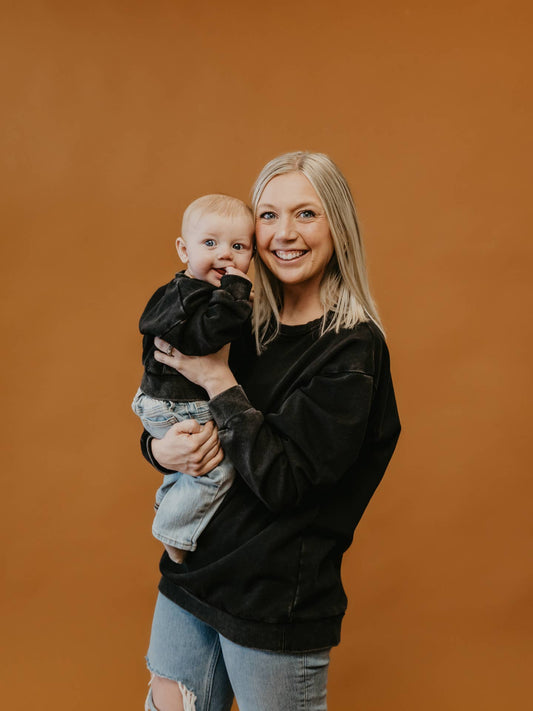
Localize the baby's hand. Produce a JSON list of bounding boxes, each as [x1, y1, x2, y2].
[[224, 266, 251, 282]]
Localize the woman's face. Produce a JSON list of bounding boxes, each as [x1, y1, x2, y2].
[[255, 172, 334, 293]]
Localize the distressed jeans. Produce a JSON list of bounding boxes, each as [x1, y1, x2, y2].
[[146, 593, 330, 711]]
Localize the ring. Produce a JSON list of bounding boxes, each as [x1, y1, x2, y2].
[[166, 344, 173, 356]]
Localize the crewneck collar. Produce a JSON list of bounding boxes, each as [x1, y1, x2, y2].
[[279, 316, 324, 337]]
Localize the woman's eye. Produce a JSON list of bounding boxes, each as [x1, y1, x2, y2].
[[204, 239, 216, 247], [259, 211, 276, 220], [299, 209, 316, 219]]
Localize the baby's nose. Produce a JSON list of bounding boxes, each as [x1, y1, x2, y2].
[[217, 245, 232, 260]]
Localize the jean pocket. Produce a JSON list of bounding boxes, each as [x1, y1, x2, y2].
[[132, 391, 179, 438], [141, 414, 178, 438], [133, 392, 173, 419]]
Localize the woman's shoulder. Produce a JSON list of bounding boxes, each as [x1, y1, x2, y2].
[[340, 318, 385, 344], [316, 319, 387, 378]]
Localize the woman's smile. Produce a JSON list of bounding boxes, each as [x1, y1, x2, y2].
[[272, 249, 308, 261]]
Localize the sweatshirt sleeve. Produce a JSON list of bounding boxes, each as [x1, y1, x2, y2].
[[139, 274, 252, 355], [208, 335, 400, 513], [208, 329, 401, 513]]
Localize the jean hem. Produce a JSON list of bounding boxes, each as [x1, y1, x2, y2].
[[152, 530, 198, 551]]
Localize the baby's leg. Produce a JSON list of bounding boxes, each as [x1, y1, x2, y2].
[[163, 543, 187, 564], [132, 390, 192, 560], [152, 456, 235, 556]]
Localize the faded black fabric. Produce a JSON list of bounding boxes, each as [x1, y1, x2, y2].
[[139, 271, 252, 401], [141, 318, 401, 651]]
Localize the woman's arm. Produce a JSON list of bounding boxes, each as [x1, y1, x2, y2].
[[208, 375, 375, 512], [152, 331, 400, 513], [153, 338, 237, 398]]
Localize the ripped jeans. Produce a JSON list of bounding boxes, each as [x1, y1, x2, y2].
[[145, 593, 330, 711]]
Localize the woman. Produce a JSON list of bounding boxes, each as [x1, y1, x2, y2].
[[140, 152, 401, 711]]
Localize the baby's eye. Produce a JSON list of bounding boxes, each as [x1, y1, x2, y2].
[[298, 209, 316, 219], [204, 239, 216, 247], [232, 243, 246, 251], [259, 211, 276, 221]]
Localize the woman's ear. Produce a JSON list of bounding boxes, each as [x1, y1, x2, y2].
[[176, 237, 188, 264]]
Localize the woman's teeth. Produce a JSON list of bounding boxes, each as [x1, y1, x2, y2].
[[274, 250, 306, 261]]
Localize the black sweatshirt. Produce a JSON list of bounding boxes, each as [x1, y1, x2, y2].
[[139, 271, 252, 401], [141, 317, 401, 651]]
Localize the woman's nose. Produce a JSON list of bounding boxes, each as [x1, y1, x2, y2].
[[276, 215, 296, 240]]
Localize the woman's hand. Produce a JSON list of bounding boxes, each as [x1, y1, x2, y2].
[[153, 338, 238, 398], [151, 419, 223, 476]]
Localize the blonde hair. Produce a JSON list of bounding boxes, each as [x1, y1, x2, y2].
[[251, 151, 384, 349], [182, 194, 253, 237]]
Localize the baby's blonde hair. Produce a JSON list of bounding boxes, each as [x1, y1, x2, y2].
[[182, 194, 253, 237], [251, 152, 384, 349]]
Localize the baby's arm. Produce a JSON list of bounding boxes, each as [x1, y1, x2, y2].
[[161, 274, 252, 355], [224, 267, 254, 301]]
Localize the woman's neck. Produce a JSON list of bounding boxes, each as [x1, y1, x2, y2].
[[280, 287, 324, 326]]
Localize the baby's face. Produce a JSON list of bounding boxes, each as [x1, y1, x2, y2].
[[178, 212, 254, 287]]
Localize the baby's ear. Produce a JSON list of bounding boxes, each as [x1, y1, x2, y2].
[[176, 237, 188, 263]]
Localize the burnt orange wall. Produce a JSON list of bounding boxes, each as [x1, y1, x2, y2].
[[2, 1, 532, 708]]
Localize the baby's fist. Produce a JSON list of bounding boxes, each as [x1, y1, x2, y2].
[[224, 266, 251, 282]]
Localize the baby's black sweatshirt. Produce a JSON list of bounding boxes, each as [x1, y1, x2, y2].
[[139, 271, 252, 402]]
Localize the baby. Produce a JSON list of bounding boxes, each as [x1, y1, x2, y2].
[[132, 194, 254, 563]]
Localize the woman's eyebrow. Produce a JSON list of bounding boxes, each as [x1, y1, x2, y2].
[[257, 201, 321, 210], [292, 202, 321, 210]]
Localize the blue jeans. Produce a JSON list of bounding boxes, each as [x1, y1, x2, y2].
[[131, 389, 235, 550], [146, 593, 330, 711]]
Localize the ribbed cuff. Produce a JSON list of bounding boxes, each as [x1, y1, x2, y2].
[[208, 385, 252, 427], [219, 274, 252, 300]]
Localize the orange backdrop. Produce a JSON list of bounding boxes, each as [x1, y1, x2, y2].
[[2, 1, 532, 709]]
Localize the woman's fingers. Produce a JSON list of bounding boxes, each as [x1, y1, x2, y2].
[[152, 339, 236, 397], [196, 426, 224, 474], [194, 445, 224, 476], [169, 419, 203, 435], [184, 421, 223, 476], [151, 419, 223, 476], [191, 419, 216, 443], [153, 337, 177, 366], [154, 336, 170, 352]]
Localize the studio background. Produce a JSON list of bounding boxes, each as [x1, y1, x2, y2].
[[2, 1, 531, 709]]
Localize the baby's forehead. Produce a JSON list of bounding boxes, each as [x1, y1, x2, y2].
[[188, 209, 254, 235]]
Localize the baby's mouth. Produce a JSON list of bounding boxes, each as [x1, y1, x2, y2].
[[273, 250, 307, 261]]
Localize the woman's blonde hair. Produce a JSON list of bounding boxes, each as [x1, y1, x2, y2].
[[251, 151, 384, 349]]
